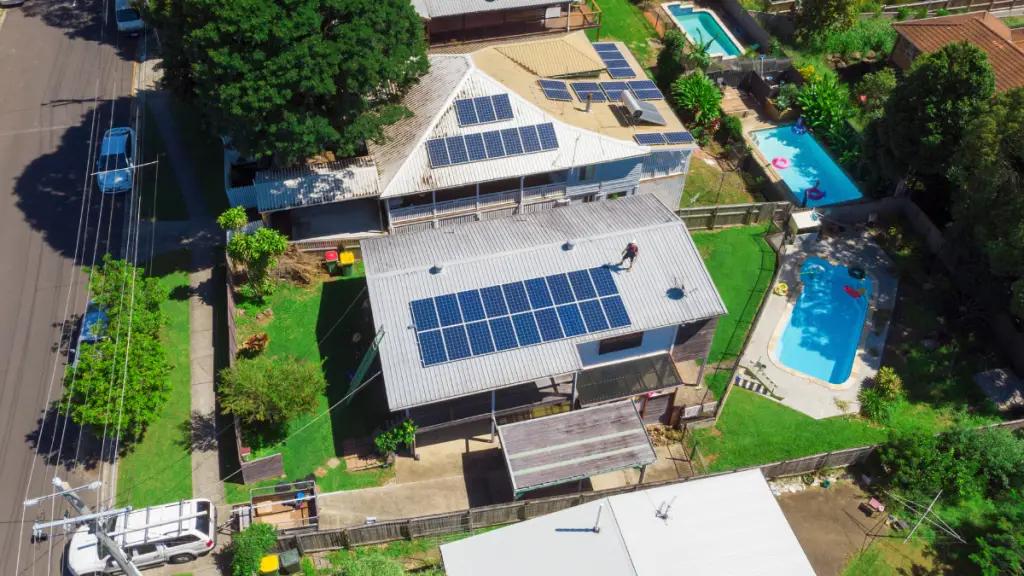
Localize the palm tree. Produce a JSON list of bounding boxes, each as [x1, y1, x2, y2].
[[685, 31, 715, 72]]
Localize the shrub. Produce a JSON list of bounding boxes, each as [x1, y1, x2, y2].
[[685, 31, 716, 72], [656, 30, 687, 89], [231, 523, 277, 576], [797, 74, 854, 135], [717, 114, 744, 144], [936, 8, 950, 15], [227, 227, 289, 298], [873, 366, 904, 400], [858, 386, 897, 424], [913, 6, 927, 19], [795, 0, 857, 43], [797, 64, 819, 82], [854, 68, 897, 120], [803, 17, 898, 57], [219, 355, 326, 427], [345, 555, 404, 576], [895, 7, 910, 21], [217, 206, 247, 231], [672, 73, 722, 132], [774, 82, 801, 111], [375, 419, 418, 456]]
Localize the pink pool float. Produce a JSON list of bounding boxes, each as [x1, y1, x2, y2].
[[772, 156, 791, 169]]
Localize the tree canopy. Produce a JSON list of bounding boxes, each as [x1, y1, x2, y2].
[[218, 355, 326, 427], [150, 0, 429, 166], [795, 0, 857, 43]]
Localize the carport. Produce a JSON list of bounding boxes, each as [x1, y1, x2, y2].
[[496, 400, 657, 499]]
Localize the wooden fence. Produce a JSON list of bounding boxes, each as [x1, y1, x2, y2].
[[766, 0, 1022, 14], [675, 201, 792, 230]]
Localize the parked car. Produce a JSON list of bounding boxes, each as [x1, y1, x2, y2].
[[114, 0, 144, 35], [65, 498, 216, 575], [70, 301, 107, 368], [95, 127, 135, 194], [0, 0, 27, 8]]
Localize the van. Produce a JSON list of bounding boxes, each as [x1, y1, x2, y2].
[[114, 0, 144, 36], [66, 499, 216, 575]]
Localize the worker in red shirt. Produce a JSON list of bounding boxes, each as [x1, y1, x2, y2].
[[619, 240, 639, 271]]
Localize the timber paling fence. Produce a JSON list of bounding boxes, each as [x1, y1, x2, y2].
[[275, 418, 1024, 554], [675, 201, 792, 230]]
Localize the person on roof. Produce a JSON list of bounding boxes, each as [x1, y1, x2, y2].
[[619, 240, 639, 271]]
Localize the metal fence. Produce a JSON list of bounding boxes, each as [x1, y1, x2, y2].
[[675, 201, 792, 230]]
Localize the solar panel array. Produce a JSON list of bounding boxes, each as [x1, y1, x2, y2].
[[410, 267, 632, 366], [426, 123, 559, 168], [570, 82, 606, 102], [538, 79, 572, 102], [599, 81, 629, 101], [455, 94, 515, 126], [592, 42, 636, 79], [628, 80, 664, 101], [632, 131, 696, 146]]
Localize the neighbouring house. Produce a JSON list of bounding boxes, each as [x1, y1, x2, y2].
[[359, 193, 726, 447], [439, 469, 816, 575], [222, 33, 698, 254], [416, 0, 602, 48], [891, 12, 1024, 93]]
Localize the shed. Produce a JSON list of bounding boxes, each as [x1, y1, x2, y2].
[[496, 400, 656, 498]]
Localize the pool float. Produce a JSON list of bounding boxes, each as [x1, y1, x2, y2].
[[774, 282, 789, 297], [772, 157, 791, 170], [849, 266, 866, 280], [792, 117, 807, 135], [843, 285, 862, 299], [806, 185, 825, 201]]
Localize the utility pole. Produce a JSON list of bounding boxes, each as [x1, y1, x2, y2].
[[25, 477, 143, 576]]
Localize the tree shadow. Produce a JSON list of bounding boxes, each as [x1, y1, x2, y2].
[[24, 405, 102, 472], [174, 409, 219, 454], [17, 0, 139, 61]]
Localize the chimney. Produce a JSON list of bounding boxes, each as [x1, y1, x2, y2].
[[585, 93, 593, 114]]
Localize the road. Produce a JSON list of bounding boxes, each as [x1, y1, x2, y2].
[[0, 0, 135, 573]]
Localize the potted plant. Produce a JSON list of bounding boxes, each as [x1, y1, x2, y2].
[[375, 419, 418, 465], [766, 83, 799, 122]]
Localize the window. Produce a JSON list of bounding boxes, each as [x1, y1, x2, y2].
[[607, 192, 625, 200], [166, 534, 201, 548], [578, 165, 597, 181], [580, 194, 598, 203], [903, 41, 916, 61], [598, 332, 643, 355], [196, 501, 211, 536], [131, 544, 159, 557]]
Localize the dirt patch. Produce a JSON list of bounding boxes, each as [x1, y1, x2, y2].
[[706, 426, 722, 437]]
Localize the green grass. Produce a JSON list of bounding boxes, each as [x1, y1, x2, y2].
[[682, 156, 762, 207], [139, 106, 189, 221], [169, 99, 229, 218], [327, 529, 498, 573], [225, 264, 392, 504], [1003, 15, 1024, 28], [116, 250, 193, 507], [586, 0, 658, 62]]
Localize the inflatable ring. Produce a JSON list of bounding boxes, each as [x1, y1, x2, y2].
[[849, 267, 866, 280], [806, 187, 825, 201], [772, 157, 791, 170], [774, 282, 789, 296]]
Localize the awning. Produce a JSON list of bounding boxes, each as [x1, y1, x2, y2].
[[576, 354, 682, 406], [497, 400, 656, 498]]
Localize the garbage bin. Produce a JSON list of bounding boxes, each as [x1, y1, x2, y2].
[[259, 554, 280, 575], [278, 549, 302, 575], [323, 250, 339, 275], [339, 251, 356, 277]]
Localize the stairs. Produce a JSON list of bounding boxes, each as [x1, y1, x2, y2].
[[735, 375, 772, 397]]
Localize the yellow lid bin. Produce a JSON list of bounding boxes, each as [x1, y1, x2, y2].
[[260, 554, 280, 574]]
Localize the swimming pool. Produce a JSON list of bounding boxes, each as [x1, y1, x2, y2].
[[773, 258, 871, 384], [664, 4, 743, 58], [751, 126, 863, 207]]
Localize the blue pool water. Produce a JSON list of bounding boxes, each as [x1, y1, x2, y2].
[[667, 6, 743, 57], [751, 126, 863, 207], [774, 258, 871, 384]]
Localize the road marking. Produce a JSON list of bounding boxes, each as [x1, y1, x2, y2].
[[0, 125, 73, 137], [0, 10, 7, 38], [131, 60, 138, 98]]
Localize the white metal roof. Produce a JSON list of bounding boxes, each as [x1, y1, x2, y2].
[[414, 0, 560, 19], [254, 158, 379, 212], [361, 195, 727, 411], [440, 470, 817, 576], [373, 55, 649, 199]]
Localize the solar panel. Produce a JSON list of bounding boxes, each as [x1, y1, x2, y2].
[[457, 290, 486, 322], [601, 57, 629, 68], [500, 128, 524, 155], [568, 270, 598, 300], [419, 330, 447, 366], [534, 308, 564, 341], [465, 133, 487, 161], [511, 313, 542, 346], [545, 88, 573, 101], [502, 282, 531, 314], [446, 136, 469, 164], [465, 321, 495, 355], [628, 80, 658, 90], [524, 277, 553, 308], [579, 299, 610, 332], [556, 304, 588, 337], [571, 82, 606, 103], [442, 325, 472, 360], [519, 126, 542, 153], [435, 294, 463, 326], [546, 274, 575, 305], [489, 316, 519, 351], [634, 133, 667, 145], [455, 99, 478, 126], [628, 80, 664, 100], [474, 96, 497, 123], [538, 79, 567, 89], [539, 79, 573, 101], [426, 138, 451, 168], [664, 131, 696, 144], [480, 286, 508, 318], [592, 43, 620, 53], [483, 131, 506, 158], [411, 298, 439, 332], [589, 266, 618, 297], [537, 123, 558, 150], [600, 82, 629, 100], [634, 100, 667, 126], [607, 67, 637, 79], [601, 296, 631, 328], [492, 94, 514, 120]]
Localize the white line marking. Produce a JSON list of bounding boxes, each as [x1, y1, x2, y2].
[[0, 125, 73, 137]]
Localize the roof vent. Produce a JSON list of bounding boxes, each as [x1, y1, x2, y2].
[[563, 239, 576, 251], [430, 263, 445, 275]]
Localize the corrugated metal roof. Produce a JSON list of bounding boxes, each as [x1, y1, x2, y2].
[[377, 63, 648, 199], [440, 470, 816, 576], [496, 37, 605, 77], [416, 0, 560, 19], [254, 158, 379, 212], [361, 195, 727, 411]]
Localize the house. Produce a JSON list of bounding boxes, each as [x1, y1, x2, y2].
[[439, 469, 816, 576], [415, 0, 602, 48], [891, 12, 1024, 93], [359, 193, 726, 442], [222, 33, 698, 254]]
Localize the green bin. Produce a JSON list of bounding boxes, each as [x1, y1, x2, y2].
[[278, 549, 302, 575]]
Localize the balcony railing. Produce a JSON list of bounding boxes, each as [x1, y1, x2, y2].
[[390, 184, 566, 225]]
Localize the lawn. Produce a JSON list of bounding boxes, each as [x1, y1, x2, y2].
[[326, 529, 498, 574], [681, 155, 762, 207], [586, 0, 658, 63], [225, 263, 392, 504], [169, 99, 229, 218], [1001, 15, 1024, 28], [139, 106, 189, 221], [116, 250, 193, 507]]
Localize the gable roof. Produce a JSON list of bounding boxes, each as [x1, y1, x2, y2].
[[360, 195, 727, 411], [893, 11, 1024, 92]]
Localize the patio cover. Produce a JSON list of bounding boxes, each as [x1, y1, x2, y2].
[[497, 400, 656, 498], [575, 354, 682, 406]]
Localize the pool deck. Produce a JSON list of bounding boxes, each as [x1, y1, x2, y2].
[[739, 230, 898, 419]]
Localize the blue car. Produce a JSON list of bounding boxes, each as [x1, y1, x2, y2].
[[95, 127, 136, 194], [72, 302, 108, 367]]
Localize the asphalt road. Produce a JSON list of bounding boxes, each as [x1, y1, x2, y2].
[[0, 0, 135, 573]]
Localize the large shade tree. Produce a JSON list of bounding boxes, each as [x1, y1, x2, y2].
[[150, 0, 429, 166]]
